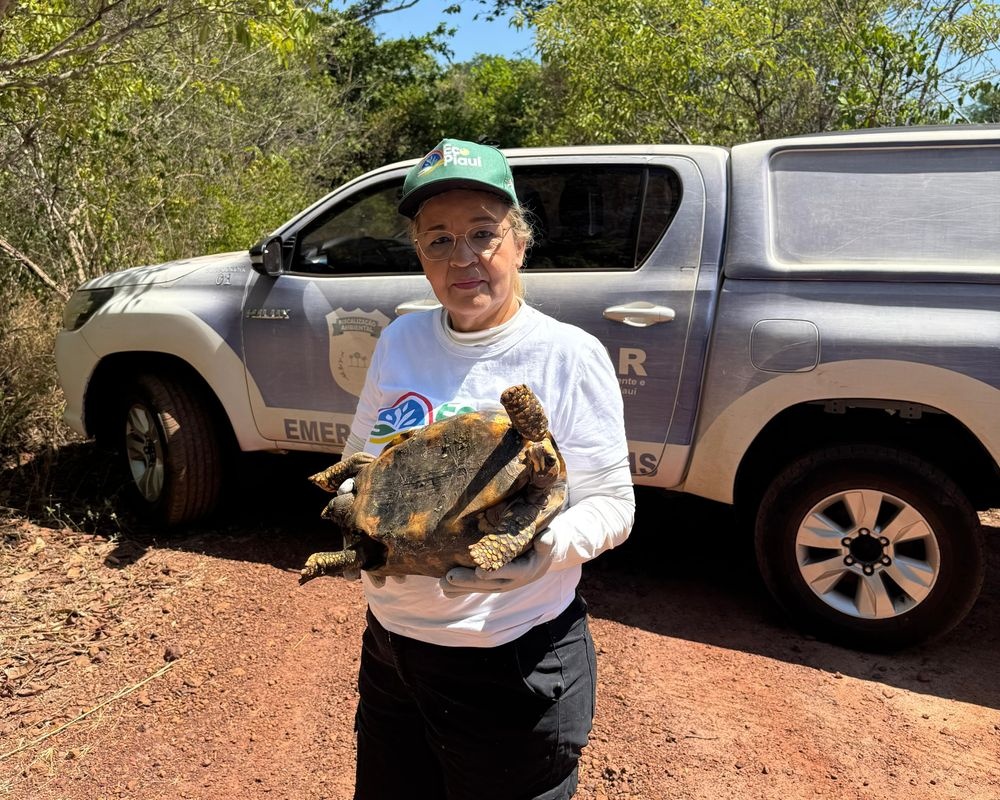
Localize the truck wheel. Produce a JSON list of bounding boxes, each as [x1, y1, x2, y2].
[[120, 373, 223, 525], [754, 444, 984, 650]]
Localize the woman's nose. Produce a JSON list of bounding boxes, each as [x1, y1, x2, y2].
[[448, 235, 478, 267]]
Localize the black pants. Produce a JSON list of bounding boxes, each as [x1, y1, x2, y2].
[[354, 594, 596, 800]]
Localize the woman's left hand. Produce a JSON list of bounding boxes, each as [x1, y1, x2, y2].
[[440, 528, 557, 597]]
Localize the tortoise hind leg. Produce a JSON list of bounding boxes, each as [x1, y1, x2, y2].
[[500, 384, 548, 441], [468, 501, 544, 571]]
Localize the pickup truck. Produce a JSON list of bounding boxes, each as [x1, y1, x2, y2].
[[55, 126, 1000, 650]]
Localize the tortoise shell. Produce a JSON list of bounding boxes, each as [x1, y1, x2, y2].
[[301, 384, 566, 584]]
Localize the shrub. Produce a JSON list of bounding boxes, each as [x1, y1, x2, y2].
[[0, 290, 73, 463]]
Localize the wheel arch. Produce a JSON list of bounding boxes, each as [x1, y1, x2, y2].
[[733, 400, 1000, 519], [684, 359, 1000, 511], [85, 352, 239, 455]]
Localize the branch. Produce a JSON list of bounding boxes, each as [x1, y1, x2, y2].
[[0, 2, 165, 75], [352, 0, 420, 26], [0, 234, 70, 301], [917, 2, 961, 111]]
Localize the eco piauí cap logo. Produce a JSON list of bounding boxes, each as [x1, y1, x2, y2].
[[399, 137, 518, 218], [416, 147, 445, 177]]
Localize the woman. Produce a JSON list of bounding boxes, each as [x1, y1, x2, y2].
[[342, 138, 635, 800]]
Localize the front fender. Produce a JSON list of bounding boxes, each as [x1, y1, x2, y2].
[[78, 303, 271, 453]]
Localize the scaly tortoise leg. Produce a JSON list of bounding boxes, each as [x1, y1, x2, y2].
[[309, 452, 376, 493], [468, 436, 560, 570], [501, 384, 548, 441], [468, 499, 547, 571], [300, 548, 361, 584]]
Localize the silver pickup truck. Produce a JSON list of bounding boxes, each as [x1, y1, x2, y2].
[[55, 126, 1000, 649]]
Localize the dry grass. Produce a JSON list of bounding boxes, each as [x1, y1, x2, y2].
[[0, 521, 126, 702], [0, 515, 190, 782], [0, 292, 72, 460]]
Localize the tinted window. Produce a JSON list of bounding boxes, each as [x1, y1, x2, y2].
[[772, 146, 1000, 266], [290, 164, 682, 275], [515, 165, 681, 270], [293, 184, 420, 275]]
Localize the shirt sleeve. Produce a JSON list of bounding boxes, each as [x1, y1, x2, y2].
[[543, 336, 636, 569], [543, 457, 635, 569]]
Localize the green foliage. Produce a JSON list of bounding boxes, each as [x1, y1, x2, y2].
[[0, 1, 344, 295], [315, 14, 545, 172], [533, 0, 1000, 144], [966, 81, 1000, 122]]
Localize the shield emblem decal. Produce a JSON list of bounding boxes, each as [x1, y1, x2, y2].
[[326, 308, 390, 397]]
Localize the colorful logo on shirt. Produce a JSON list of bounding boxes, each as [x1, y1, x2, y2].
[[368, 395, 480, 445], [370, 392, 434, 444], [433, 401, 476, 421]]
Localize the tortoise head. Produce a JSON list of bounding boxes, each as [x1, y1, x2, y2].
[[321, 491, 355, 529], [500, 384, 548, 441]]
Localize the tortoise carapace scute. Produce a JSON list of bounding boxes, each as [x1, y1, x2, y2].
[[300, 384, 566, 585]]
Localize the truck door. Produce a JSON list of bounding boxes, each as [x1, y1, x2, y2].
[[241, 152, 725, 486], [514, 154, 723, 487], [241, 172, 436, 452]]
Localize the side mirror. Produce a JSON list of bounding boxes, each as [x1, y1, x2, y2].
[[250, 235, 285, 277]]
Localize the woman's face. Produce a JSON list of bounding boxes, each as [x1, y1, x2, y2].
[[413, 189, 525, 333]]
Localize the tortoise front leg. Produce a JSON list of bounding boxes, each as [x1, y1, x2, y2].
[[300, 548, 361, 584], [310, 452, 376, 493]]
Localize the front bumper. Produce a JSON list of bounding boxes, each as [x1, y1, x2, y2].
[[54, 330, 101, 437]]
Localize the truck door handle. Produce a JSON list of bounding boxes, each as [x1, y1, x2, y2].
[[603, 302, 676, 327], [395, 298, 442, 315]]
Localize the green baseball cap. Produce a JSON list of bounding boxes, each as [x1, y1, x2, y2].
[[398, 138, 519, 218]]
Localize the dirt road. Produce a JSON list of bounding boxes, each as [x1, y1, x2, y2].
[[2, 450, 999, 799]]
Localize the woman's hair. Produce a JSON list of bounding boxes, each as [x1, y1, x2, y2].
[[408, 197, 534, 299]]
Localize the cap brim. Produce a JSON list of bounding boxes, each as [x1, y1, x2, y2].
[[398, 177, 514, 218]]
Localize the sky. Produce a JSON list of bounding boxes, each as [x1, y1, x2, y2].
[[371, 1, 536, 62]]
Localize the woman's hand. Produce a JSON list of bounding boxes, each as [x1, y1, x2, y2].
[[439, 528, 557, 597]]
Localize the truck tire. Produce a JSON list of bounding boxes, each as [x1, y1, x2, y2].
[[120, 373, 223, 525], [754, 444, 985, 650]]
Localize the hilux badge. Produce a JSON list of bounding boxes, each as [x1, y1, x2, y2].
[[245, 308, 290, 320]]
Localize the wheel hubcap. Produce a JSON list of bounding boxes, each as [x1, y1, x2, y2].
[[125, 403, 164, 502], [795, 489, 940, 620]]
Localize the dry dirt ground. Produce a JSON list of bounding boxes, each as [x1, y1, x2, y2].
[[1, 445, 999, 800]]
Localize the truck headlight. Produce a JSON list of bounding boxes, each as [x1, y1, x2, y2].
[[62, 288, 114, 331]]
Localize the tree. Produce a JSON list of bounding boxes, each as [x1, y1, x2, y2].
[[531, 0, 1000, 145], [0, 1, 331, 297], [315, 11, 546, 172], [966, 80, 1000, 121]]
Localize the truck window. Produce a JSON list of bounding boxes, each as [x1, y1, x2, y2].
[[771, 145, 1000, 268], [514, 165, 682, 271], [290, 164, 684, 276], [292, 183, 421, 276]]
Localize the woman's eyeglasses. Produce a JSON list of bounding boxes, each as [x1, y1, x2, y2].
[[413, 223, 510, 261]]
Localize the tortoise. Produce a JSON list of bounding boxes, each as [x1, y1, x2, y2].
[[300, 384, 566, 586]]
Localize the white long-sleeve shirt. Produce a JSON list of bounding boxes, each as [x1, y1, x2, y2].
[[343, 302, 635, 647]]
